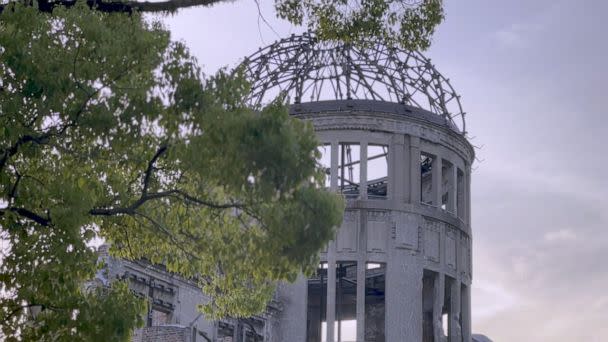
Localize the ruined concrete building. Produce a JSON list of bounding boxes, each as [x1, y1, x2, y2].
[[103, 33, 484, 342]]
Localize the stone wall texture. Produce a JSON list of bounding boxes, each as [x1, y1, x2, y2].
[[132, 326, 190, 342]]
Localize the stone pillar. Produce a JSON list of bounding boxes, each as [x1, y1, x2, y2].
[[409, 136, 421, 203], [461, 285, 472, 342], [326, 141, 339, 342], [465, 164, 471, 227], [433, 273, 445, 342], [356, 210, 367, 341], [386, 250, 423, 341], [357, 255, 366, 341], [326, 245, 336, 342], [392, 135, 406, 202], [447, 163, 457, 214], [403, 135, 411, 203], [449, 280, 462, 342], [432, 156, 443, 207], [331, 142, 339, 193], [360, 141, 368, 200], [233, 321, 238, 342]]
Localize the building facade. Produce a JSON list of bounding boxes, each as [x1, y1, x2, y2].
[[104, 33, 479, 342]]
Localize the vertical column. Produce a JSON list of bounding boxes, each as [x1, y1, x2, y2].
[[326, 249, 336, 342], [331, 142, 339, 193], [392, 135, 406, 202], [358, 142, 368, 342], [356, 237, 366, 341], [403, 135, 411, 203], [432, 156, 442, 207], [447, 163, 457, 214], [386, 139, 394, 200], [326, 141, 339, 342], [461, 285, 472, 342], [409, 136, 421, 203], [465, 164, 471, 227], [360, 141, 368, 200], [449, 281, 462, 341], [387, 251, 423, 341], [356, 210, 367, 341], [433, 273, 445, 342], [232, 321, 238, 342]]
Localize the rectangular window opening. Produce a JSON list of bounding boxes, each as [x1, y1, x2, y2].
[[443, 277, 454, 339], [460, 283, 468, 335], [338, 143, 361, 198], [441, 161, 454, 212], [365, 262, 386, 342], [422, 270, 438, 342], [307, 264, 328, 342], [457, 168, 465, 219], [218, 322, 235, 342], [317, 144, 331, 189], [336, 262, 357, 342], [420, 153, 434, 205], [367, 144, 388, 199]]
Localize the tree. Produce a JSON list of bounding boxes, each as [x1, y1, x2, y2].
[[0, 0, 444, 50], [0, 0, 444, 340]]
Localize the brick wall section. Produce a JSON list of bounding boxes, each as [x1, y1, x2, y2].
[[132, 326, 191, 342]]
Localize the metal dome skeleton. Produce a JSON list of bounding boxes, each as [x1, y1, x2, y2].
[[241, 33, 467, 134]]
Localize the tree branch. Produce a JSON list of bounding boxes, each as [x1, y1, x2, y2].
[[89, 189, 243, 216], [1, 302, 64, 326], [142, 145, 167, 196], [8, 170, 22, 200], [1, 304, 43, 325], [0, 134, 52, 172], [0, 207, 51, 226], [0, 0, 234, 14]]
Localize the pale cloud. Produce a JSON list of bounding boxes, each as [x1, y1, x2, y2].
[[494, 24, 528, 48], [493, 19, 548, 48], [472, 278, 519, 320], [543, 229, 577, 243]]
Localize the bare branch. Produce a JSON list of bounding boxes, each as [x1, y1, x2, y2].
[[142, 145, 168, 196], [0, 0, 234, 14], [89, 189, 243, 216], [0, 134, 52, 172], [0, 207, 51, 226], [8, 170, 22, 201]]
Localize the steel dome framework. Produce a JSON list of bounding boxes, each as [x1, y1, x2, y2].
[[241, 33, 467, 134]]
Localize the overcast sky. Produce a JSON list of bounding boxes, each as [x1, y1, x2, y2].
[[154, 1, 608, 340]]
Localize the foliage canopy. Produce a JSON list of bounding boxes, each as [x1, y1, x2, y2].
[[276, 0, 444, 50], [0, 0, 445, 340], [0, 3, 344, 340]]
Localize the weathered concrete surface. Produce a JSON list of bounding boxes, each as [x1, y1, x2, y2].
[[276, 100, 475, 341], [132, 326, 190, 342], [102, 97, 480, 341]]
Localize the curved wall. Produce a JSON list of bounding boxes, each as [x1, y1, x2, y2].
[[275, 100, 474, 342]]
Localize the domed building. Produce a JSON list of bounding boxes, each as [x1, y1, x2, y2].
[[103, 33, 478, 342], [242, 32, 474, 342]]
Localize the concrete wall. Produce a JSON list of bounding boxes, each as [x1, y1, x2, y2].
[[100, 252, 273, 342], [276, 100, 475, 342], [132, 326, 191, 342]]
